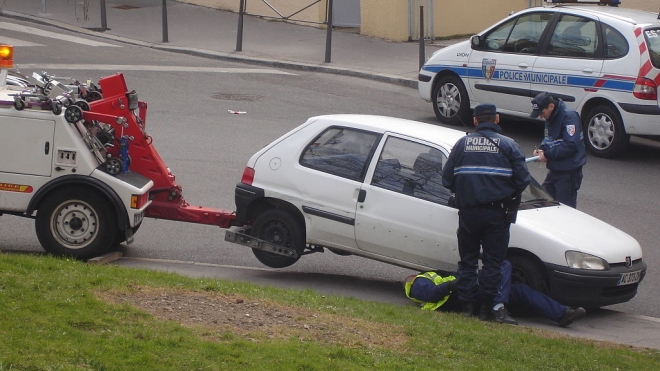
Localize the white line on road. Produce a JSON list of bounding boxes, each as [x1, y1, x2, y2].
[[0, 22, 120, 47], [16, 64, 297, 75], [0, 37, 44, 47]]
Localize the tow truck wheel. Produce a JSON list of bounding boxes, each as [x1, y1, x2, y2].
[[52, 102, 63, 115], [13, 98, 25, 111], [251, 209, 304, 268], [35, 186, 118, 260], [64, 105, 83, 123], [432, 75, 471, 126]]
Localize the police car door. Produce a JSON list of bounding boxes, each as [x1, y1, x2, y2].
[[354, 134, 459, 272], [468, 11, 552, 116], [532, 14, 603, 109]]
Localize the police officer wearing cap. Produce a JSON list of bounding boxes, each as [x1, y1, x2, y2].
[[530, 92, 587, 209], [442, 103, 530, 321]]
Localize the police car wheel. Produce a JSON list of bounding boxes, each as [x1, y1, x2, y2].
[[583, 105, 629, 159], [432, 75, 471, 126]]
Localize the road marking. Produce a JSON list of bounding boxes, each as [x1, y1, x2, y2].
[[17, 64, 297, 75], [0, 22, 120, 47], [0, 37, 44, 47]]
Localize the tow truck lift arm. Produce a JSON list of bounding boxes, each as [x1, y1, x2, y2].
[[83, 73, 238, 228]]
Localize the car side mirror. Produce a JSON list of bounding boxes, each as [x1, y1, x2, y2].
[[470, 35, 483, 51]]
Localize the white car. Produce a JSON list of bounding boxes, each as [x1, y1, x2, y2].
[[230, 114, 646, 308], [418, 1, 660, 158]]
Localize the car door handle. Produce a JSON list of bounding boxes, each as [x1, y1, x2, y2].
[[357, 189, 367, 203], [582, 68, 594, 74], [517, 63, 529, 69]]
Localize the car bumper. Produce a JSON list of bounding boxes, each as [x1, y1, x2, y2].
[[234, 183, 264, 222], [544, 259, 647, 308], [418, 71, 434, 101]]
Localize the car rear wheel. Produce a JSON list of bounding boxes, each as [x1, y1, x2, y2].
[[251, 209, 304, 268], [432, 75, 471, 126], [583, 105, 629, 158]]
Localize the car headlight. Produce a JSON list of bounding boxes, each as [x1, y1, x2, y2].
[[565, 251, 609, 270]]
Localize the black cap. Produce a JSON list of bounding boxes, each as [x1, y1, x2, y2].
[[530, 92, 554, 118], [473, 103, 497, 117]]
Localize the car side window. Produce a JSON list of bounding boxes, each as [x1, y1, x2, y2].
[[644, 28, 660, 67], [300, 127, 380, 181], [547, 15, 598, 58], [371, 136, 450, 205], [483, 12, 551, 54], [604, 24, 628, 59]]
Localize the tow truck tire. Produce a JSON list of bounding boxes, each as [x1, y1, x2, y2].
[[432, 75, 471, 126], [251, 209, 304, 268], [583, 105, 629, 158], [508, 255, 547, 294], [35, 186, 118, 260]]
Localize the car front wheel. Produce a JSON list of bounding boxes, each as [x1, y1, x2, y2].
[[508, 255, 547, 294], [251, 209, 305, 268], [432, 75, 471, 126], [583, 105, 629, 158]]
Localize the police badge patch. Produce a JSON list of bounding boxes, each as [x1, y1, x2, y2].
[[482, 59, 496, 81], [566, 125, 576, 136]]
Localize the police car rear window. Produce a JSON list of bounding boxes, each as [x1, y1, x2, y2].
[[644, 29, 660, 68]]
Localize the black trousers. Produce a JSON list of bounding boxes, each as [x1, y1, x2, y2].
[[456, 206, 510, 309]]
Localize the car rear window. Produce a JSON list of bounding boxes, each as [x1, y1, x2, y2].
[[644, 28, 660, 68]]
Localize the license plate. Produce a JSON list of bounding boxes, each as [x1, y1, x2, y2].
[[617, 270, 641, 286], [134, 211, 144, 226]]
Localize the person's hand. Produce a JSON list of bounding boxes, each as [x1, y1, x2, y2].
[[537, 150, 548, 163]]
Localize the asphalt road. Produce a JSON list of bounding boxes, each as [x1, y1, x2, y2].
[[1, 17, 659, 319]]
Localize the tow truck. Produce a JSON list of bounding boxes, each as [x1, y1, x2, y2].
[[0, 44, 290, 260]]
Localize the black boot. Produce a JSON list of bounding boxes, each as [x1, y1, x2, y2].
[[493, 306, 518, 325], [558, 307, 586, 327], [479, 305, 495, 322]]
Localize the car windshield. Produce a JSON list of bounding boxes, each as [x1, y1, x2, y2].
[[644, 28, 660, 68], [519, 176, 558, 209]]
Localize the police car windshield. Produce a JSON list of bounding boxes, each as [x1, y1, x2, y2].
[[644, 29, 660, 68]]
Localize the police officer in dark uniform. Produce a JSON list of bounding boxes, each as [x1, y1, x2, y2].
[[530, 92, 587, 209], [442, 103, 531, 321]]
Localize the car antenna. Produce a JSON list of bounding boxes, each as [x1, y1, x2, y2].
[[456, 113, 474, 135]]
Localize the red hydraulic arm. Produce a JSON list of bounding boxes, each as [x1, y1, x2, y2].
[[81, 73, 238, 228]]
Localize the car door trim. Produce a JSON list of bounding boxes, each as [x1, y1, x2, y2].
[[302, 205, 355, 226]]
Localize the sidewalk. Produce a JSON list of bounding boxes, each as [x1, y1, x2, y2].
[[0, 0, 464, 88]]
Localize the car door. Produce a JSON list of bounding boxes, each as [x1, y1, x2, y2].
[[532, 13, 604, 107], [468, 11, 553, 116], [354, 134, 459, 271], [297, 126, 381, 250]]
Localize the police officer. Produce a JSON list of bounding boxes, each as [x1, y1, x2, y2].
[[530, 92, 587, 208], [442, 103, 530, 321]]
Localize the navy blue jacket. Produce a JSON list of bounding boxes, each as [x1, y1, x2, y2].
[[442, 123, 531, 208], [539, 99, 587, 172]]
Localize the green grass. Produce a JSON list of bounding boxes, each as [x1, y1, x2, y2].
[[0, 253, 658, 371]]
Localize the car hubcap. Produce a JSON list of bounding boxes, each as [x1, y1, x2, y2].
[[587, 114, 614, 150], [437, 83, 461, 118], [52, 201, 98, 249]]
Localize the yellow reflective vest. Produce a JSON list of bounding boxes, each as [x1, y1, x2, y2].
[[404, 271, 456, 311]]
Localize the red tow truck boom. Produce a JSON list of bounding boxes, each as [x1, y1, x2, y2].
[[82, 73, 238, 228]]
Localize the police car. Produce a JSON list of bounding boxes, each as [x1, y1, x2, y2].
[[418, 0, 660, 158]]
